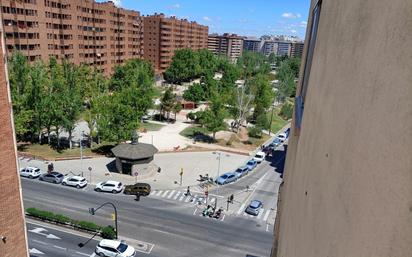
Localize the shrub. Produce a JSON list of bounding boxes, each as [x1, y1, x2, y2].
[[248, 126, 262, 139], [101, 226, 116, 239], [74, 220, 101, 232], [26, 208, 56, 222], [53, 214, 71, 224]]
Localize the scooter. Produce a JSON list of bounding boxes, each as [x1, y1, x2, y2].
[[213, 208, 223, 219], [202, 205, 215, 217]]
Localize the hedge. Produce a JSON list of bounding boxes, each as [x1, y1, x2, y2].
[[26, 207, 115, 239]]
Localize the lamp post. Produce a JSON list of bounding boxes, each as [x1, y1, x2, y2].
[[80, 131, 84, 175], [213, 151, 229, 195], [268, 103, 275, 136], [88, 202, 118, 239]]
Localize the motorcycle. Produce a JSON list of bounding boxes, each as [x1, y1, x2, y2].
[[202, 205, 215, 217], [213, 208, 223, 219]]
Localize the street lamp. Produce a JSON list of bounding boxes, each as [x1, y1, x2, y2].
[[88, 202, 118, 239], [80, 130, 85, 176], [268, 103, 276, 136], [212, 151, 230, 195]]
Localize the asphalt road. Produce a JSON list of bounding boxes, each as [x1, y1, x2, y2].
[[23, 145, 286, 257], [27, 221, 97, 257]]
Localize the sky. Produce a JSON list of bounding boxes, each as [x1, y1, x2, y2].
[[97, 0, 311, 39]]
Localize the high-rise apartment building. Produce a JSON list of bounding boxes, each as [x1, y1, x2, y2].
[[261, 40, 278, 57], [0, 18, 29, 257], [143, 13, 208, 74], [272, 0, 412, 257], [243, 37, 261, 52], [290, 42, 304, 58], [0, 0, 144, 75], [276, 41, 291, 56], [208, 33, 243, 62]]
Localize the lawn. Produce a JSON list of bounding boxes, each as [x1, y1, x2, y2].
[[267, 107, 289, 134], [18, 143, 98, 160], [179, 125, 211, 138], [140, 122, 164, 131]]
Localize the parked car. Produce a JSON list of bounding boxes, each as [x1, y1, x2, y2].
[[19, 167, 42, 178], [253, 151, 266, 163], [270, 138, 282, 148], [62, 176, 87, 188], [39, 172, 64, 184], [277, 133, 287, 142], [234, 166, 249, 178], [95, 239, 136, 257], [246, 159, 258, 171], [284, 128, 291, 138], [95, 181, 123, 193], [124, 183, 151, 196], [245, 200, 263, 216], [215, 172, 237, 185]]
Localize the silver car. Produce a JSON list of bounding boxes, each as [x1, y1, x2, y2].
[[39, 172, 64, 184], [245, 200, 263, 216]]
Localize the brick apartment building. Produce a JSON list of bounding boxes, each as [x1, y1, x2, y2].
[[143, 13, 208, 74], [208, 33, 243, 63], [0, 0, 144, 75], [0, 18, 29, 257]]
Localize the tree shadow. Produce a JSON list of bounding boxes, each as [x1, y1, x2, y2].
[[105, 159, 118, 173], [92, 144, 116, 157]]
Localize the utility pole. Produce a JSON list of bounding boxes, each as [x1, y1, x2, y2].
[[269, 104, 275, 135], [80, 131, 84, 175], [179, 168, 183, 186]]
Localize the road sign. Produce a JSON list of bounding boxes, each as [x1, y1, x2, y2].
[[133, 171, 139, 176], [205, 191, 209, 197], [88, 167, 92, 171], [179, 168, 183, 176]]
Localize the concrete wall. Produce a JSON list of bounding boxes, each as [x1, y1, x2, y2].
[[0, 19, 29, 257], [273, 0, 412, 257]]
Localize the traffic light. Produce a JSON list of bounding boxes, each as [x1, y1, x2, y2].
[[88, 208, 95, 215]]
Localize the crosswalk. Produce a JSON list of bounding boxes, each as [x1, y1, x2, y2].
[[240, 208, 272, 221], [149, 189, 214, 205]]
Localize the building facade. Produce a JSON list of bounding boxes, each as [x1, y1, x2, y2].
[[243, 37, 261, 52], [208, 33, 243, 62], [0, 17, 29, 257], [272, 0, 412, 257], [276, 41, 291, 56], [0, 0, 144, 75], [261, 40, 278, 56], [290, 42, 304, 58], [143, 13, 208, 74]]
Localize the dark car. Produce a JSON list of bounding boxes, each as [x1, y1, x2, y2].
[[39, 172, 64, 184], [245, 200, 263, 216], [124, 183, 151, 196]]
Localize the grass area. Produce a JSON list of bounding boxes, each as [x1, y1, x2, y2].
[[267, 107, 289, 133], [248, 134, 271, 146], [179, 125, 211, 138], [18, 143, 97, 159], [140, 122, 164, 131]]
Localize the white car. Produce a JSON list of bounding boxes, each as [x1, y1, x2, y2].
[[19, 167, 42, 178], [253, 151, 266, 163], [62, 176, 87, 188], [277, 133, 287, 142], [95, 181, 123, 193], [95, 239, 136, 257]]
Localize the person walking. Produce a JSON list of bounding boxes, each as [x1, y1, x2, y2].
[[186, 186, 191, 196]]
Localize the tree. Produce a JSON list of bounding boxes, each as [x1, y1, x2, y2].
[[8, 52, 32, 139], [200, 93, 227, 140], [250, 74, 274, 121], [164, 49, 200, 84], [172, 102, 183, 120], [160, 87, 176, 120], [183, 83, 205, 103]]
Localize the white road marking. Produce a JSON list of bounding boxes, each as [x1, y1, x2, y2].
[[167, 190, 175, 199], [263, 210, 270, 221], [266, 224, 270, 232], [179, 195, 185, 201], [155, 190, 163, 196], [193, 209, 197, 215], [149, 190, 156, 196], [257, 209, 264, 219], [221, 214, 225, 221], [53, 245, 66, 250], [32, 239, 47, 245], [162, 190, 169, 198], [184, 196, 191, 202], [29, 248, 44, 255], [89, 253, 96, 257], [242, 212, 247, 216], [76, 252, 90, 257], [210, 198, 216, 203], [237, 203, 246, 215], [173, 191, 181, 200]]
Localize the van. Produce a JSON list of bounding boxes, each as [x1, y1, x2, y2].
[[123, 183, 151, 196]]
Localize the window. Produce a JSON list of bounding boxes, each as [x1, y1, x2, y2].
[[295, 0, 322, 131]]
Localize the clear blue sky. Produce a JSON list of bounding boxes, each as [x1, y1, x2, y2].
[[97, 0, 311, 39]]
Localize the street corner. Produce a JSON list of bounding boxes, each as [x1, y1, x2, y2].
[[120, 237, 155, 254]]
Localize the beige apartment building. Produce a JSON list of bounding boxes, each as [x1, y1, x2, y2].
[[272, 0, 412, 257], [0, 18, 29, 257], [208, 33, 243, 62], [0, 0, 144, 75], [143, 13, 208, 74]]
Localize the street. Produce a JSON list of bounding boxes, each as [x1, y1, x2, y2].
[[23, 145, 286, 257]]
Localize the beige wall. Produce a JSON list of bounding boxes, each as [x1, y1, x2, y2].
[[273, 0, 412, 257]]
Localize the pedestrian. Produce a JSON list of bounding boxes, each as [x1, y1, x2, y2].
[[186, 186, 191, 196]]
